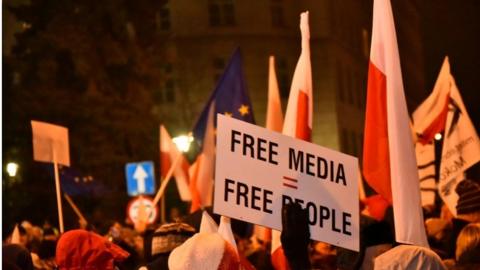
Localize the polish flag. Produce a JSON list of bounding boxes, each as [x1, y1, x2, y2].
[[412, 59, 450, 145], [267, 56, 285, 132], [281, 14, 313, 141], [189, 103, 216, 213], [254, 55, 284, 246], [363, 0, 428, 247], [160, 125, 191, 201], [272, 11, 312, 270]]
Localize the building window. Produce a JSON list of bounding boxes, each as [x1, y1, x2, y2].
[[359, 75, 366, 108], [209, 4, 221, 26], [164, 62, 173, 74], [213, 57, 225, 83], [153, 89, 164, 104], [337, 65, 345, 102], [160, 8, 171, 30], [341, 128, 349, 154], [362, 28, 370, 58], [155, 5, 171, 31], [346, 69, 354, 105], [165, 79, 175, 102], [277, 57, 290, 99], [271, 2, 285, 28], [351, 72, 359, 108], [209, 0, 236, 27], [350, 130, 357, 156]]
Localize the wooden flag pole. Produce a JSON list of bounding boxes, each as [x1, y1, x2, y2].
[[153, 153, 183, 207], [161, 188, 166, 224], [53, 150, 65, 233], [64, 193, 87, 225]]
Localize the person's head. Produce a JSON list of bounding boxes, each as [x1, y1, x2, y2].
[[310, 242, 337, 269], [56, 229, 129, 270], [455, 179, 480, 222], [456, 222, 480, 264], [42, 227, 58, 241], [3, 244, 34, 270], [168, 232, 240, 270], [426, 218, 450, 242], [139, 222, 196, 270]]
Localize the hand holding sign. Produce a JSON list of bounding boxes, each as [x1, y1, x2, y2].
[[281, 203, 311, 269]]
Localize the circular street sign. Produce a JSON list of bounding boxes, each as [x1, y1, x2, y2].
[[127, 196, 158, 225]]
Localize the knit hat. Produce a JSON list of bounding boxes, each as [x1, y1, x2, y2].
[[456, 179, 480, 215], [168, 233, 240, 270], [150, 222, 196, 257], [56, 229, 129, 270]]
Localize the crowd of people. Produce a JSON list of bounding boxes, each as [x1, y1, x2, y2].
[[3, 187, 480, 270]]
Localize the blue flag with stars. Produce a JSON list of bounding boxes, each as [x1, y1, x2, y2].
[[192, 48, 255, 149], [45, 164, 106, 197]]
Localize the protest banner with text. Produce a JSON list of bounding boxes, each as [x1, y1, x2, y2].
[[214, 114, 359, 251]]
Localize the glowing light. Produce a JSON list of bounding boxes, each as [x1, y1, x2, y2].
[[434, 133, 442, 141], [173, 135, 194, 152], [6, 163, 19, 177]]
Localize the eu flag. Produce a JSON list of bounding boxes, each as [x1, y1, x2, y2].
[[192, 48, 255, 149], [45, 165, 106, 196]]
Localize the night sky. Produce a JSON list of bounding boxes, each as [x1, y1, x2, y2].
[[420, 0, 480, 132]]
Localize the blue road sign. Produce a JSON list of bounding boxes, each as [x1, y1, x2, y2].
[[125, 161, 156, 196]]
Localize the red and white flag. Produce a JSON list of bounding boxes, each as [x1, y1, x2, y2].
[[281, 15, 313, 140], [159, 125, 191, 201], [267, 56, 284, 132], [189, 103, 216, 213], [254, 55, 284, 246], [271, 11, 312, 270], [412, 59, 450, 144], [363, 0, 428, 247]]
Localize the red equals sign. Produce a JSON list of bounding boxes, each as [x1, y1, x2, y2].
[[283, 176, 298, 189]]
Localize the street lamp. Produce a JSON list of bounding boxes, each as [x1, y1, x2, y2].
[[434, 133, 442, 141], [173, 135, 194, 153], [6, 162, 19, 177]]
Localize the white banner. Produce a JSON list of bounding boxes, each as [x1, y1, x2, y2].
[[439, 83, 480, 216], [214, 115, 359, 251], [415, 142, 436, 207]]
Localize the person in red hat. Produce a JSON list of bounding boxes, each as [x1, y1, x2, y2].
[[55, 229, 130, 270]]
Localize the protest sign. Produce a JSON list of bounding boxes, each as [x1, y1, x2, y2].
[[214, 115, 359, 251], [31, 120, 70, 233]]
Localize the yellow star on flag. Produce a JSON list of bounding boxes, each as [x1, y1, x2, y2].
[[224, 112, 233, 117], [238, 105, 249, 116]]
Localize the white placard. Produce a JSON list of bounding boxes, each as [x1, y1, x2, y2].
[[214, 114, 359, 251], [31, 120, 70, 166]]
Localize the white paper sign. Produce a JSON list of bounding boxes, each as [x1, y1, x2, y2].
[[31, 120, 70, 166], [214, 115, 359, 251]]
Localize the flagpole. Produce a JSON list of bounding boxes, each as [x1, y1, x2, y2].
[[64, 193, 87, 225], [161, 187, 166, 223], [152, 153, 183, 207], [53, 149, 65, 233]]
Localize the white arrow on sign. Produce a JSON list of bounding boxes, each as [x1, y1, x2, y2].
[[133, 165, 148, 194]]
